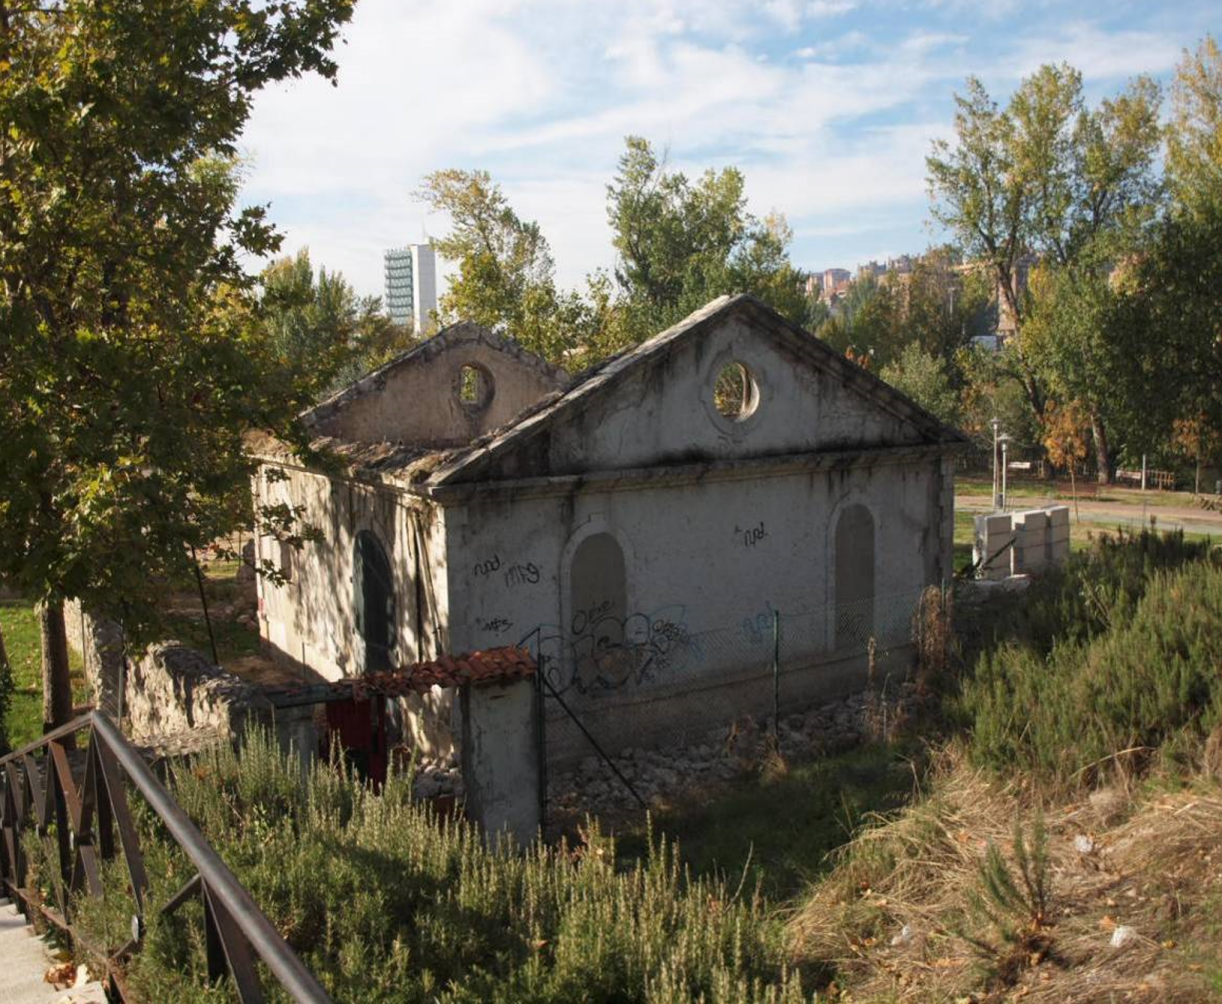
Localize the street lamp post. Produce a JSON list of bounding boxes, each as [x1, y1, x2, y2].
[[990, 417, 1001, 510], [1000, 435, 1012, 511]]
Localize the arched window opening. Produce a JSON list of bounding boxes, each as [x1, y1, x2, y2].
[[834, 504, 875, 650], [568, 533, 628, 692], [713, 360, 760, 421], [457, 363, 494, 411], [355, 530, 396, 673]]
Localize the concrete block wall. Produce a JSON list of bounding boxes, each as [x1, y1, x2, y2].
[[1011, 509, 1049, 575], [1046, 506, 1071, 565], [973, 506, 1071, 580], [974, 513, 1016, 580]]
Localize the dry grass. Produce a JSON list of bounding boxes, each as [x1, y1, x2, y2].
[[789, 748, 1222, 1001]]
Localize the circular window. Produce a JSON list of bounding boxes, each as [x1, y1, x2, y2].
[[713, 361, 759, 421], [457, 363, 494, 412]]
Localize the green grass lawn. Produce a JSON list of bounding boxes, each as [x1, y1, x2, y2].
[[1, 598, 89, 751], [616, 744, 918, 901]]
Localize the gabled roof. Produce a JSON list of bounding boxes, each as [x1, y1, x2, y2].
[[302, 320, 570, 433], [426, 294, 968, 486]]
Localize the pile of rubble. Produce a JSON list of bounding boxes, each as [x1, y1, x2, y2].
[[410, 751, 464, 801], [549, 686, 916, 817]]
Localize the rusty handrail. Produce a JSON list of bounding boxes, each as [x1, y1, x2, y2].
[[0, 711, 331, 1003]]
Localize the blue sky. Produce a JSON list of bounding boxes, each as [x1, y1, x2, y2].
[[239, 0, 1220, 299]]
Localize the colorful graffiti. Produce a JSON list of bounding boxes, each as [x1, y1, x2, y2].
[[525, 603, 704, 697]]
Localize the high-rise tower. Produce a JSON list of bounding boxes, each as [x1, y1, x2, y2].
[[383, 243, 437, 332]]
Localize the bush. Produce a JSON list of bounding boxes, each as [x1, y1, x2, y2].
[[59, 731, 809, 1003], [961, 554, 1222, 783]]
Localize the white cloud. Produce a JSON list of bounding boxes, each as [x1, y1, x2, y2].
[[237, 0, 1204, 296], [807, 0, 858, 17]]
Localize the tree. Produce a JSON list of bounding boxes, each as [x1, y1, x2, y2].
[[0, 0, 353, 730], [927, 65, 1162, 452], [605, 137, 806, 343], [1041, 400, 1090, 521], [880, 343, 962, 427], [817, 273, 902, 367], [259, 249, 410, 399], [1171, 415, 1222, 495], [900, 247, 992, 368], [1167, 35, 1222, 217], [417, 169, 595, 362], [1022, 264, 1129, 482]]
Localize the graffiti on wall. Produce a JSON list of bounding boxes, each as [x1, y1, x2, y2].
[[735, 520, 769, 548], [740, 600, 777, 645], [528, 603, 704, 697]]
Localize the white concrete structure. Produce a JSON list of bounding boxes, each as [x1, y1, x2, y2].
[[250, 296, 967, 766], [972, 505, 1071, 579], [383, 243, 437, 333]]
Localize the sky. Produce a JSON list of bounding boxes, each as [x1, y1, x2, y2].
[[238, 0, 1219, 300]]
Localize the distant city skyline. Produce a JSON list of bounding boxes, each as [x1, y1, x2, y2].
[[238, 0, 1218, 301]]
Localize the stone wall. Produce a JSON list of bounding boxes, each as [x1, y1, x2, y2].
[[64, 599, 126, 714], [124, 642, 256, 742]]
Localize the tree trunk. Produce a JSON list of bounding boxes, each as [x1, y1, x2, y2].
[[0, 619, 11, 754], [39, 598, 73, 732], [1091, 412, 1112, 485]]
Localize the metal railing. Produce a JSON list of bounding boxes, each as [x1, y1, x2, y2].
[[0, 711, 330, 1003]]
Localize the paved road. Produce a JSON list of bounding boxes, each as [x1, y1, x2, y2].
[[956, 495, 1222, 538], [0, 900, 106, 1003]]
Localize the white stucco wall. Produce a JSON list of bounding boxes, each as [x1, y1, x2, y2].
[[254, 465, 450, 679], [481, 313, 925, 482], [441, 452, 950, 761]]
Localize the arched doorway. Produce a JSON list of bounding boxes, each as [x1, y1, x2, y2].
[[568, 532, 628, 693], [333, 530, 396, 786], [355, 530, 395, 673], [834, 504, 875, 650]]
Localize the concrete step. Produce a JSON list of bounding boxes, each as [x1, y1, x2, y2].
[[0, 899, 107, 1003]]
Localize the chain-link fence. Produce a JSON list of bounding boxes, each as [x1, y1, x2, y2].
[[525, 587, 929, 790]]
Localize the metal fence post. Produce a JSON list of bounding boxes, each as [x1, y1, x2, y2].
[[772, 608, 780, 737]]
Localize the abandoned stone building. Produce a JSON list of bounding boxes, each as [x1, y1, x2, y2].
[[249, 294, 966, 768]]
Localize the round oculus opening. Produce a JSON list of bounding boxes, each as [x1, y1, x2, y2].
[[457, 363, 493, 411], [713, 360, 759, 421]]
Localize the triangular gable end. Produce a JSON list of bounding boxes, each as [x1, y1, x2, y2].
[[304, 321, 570, 449], [429, 295, 968, 485]]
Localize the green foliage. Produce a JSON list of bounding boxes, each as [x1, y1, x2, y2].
[[417, 169, 602, 363], [1167, 35, 1222, 219], [927, 63, 1163, 438], [258, 248, 412, 399], [605, 137, 806, 345], [0, 622, 13, 756], [0, 1, 354, 656], [817, 274, 900, 368], [880, 343, 961, 426], [60, 731, 808, 1002], [961, 535, 1222, 782]]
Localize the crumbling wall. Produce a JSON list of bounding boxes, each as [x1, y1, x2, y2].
[[124, 642, 256, 741], [64, 599, 125, 713]]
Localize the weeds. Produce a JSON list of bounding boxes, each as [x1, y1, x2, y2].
[[34, 729, 809, 1003], [961, 557, 1222, 784], [961, 813, 1054, 986]]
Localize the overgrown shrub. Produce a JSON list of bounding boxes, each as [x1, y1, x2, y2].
[[958, 528, 1212, 668], [59, 731, 808, 1003], [961, 554, 1222, 783]]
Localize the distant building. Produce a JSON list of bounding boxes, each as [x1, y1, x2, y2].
[[804, 269, 852, 302], [383, 244, 438, 333]]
